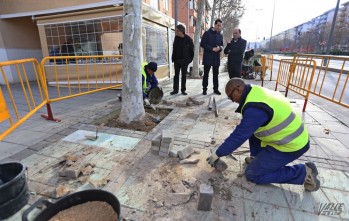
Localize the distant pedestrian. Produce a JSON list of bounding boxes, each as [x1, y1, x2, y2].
[[200, 19, 224, 95], [224, 28, 247, 78], [170, 24, 194, 96]]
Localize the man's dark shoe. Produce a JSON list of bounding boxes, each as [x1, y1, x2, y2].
[[181, 92, 188, 95], [214, 90, 221, 95], [203, 90, 207, 95], [304, 162, 320, 192], [170, 91, 178, 95]]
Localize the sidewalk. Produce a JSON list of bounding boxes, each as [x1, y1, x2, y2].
[[1, 67, 349, 220]]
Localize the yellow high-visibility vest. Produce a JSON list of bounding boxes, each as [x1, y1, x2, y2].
[[242, 85, 309, 152]]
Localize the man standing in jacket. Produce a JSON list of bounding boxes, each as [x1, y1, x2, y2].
[[200, 19, 224, 95], [170, 24, 194, 95], [224, 29, 247, 78], [207, 78, 320, 192]]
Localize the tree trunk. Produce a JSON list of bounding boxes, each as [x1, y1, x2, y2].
[[191, 0, 205, 79], [118, 0, 145, 123], [210, 0, 218, 27]]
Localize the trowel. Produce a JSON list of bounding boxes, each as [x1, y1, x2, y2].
[[85, 123, 105, 141]]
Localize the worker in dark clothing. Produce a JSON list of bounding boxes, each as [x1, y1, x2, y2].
[[141, 62, 158, 106], [170, 24, 194, 96], [207, 78, 320, 192], [224, 29, 247, 78], [200, 19, 224, 95]]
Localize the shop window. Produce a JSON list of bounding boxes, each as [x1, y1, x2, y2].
[[145, 26, 168, 65], [44, 16, 123, 63]]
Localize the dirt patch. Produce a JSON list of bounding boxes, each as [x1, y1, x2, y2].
[[92, 107, 172, 132]]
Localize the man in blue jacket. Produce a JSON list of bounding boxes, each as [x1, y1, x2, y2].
[[224, 29, 247, 78], [200, 19, 224, 95], [207, 78, 320, 192], [141, 62, 158, 106]]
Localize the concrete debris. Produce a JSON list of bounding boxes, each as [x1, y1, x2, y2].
[[55, 184, 71, 198], [211, 137, 216, 144], [81, 165, 94, 176], [224, 116, 229, 119], [165, 191, 193, 207], [188, 97, 205, 105], [324, 128, 330, 134], [162, 99, 174, 105], [183, 177, 198, 188], [89, 176, 109, 188], [180, 159, 200, 164]]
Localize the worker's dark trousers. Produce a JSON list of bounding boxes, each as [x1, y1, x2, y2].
[[202, 65, 219, 91], [245, 135, 309, 185], [227, 61, 242, 78], [173, 61, 188, 93]]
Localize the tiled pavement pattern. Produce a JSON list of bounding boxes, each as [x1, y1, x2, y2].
[[1, 60, 349, 221]]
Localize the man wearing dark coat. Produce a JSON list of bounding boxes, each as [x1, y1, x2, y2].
[[224, 28, 247, 78], [200, 19, 224, 95], [170, 24, 194, 95]]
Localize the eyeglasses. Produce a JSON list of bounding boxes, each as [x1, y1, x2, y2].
[[227, 88, 237, 100]]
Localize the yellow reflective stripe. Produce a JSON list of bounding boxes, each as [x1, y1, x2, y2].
[[274, 124, 305, 145], [255, 112, 296, 137]]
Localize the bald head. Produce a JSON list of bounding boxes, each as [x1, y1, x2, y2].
[[225, 78, 246, 103]]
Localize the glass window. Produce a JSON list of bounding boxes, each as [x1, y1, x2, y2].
[[145, 25, 168, 65], [44, 16, 123, 62]]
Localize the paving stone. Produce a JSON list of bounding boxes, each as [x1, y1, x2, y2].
[[198, 184, 214, 211], [151, 133, 162, 147], [28, 141, 51, 152], [160, 140, 173, 150], [178, 145, 194, 160], [161, 130, 173, 143], [10, 148, 37, 161], [159, 151, 169, 157]]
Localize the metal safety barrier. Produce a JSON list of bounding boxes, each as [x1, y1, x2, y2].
[[263, 54, 274, 81], [0, 58, 48, 140], [275, 58, 317, 112], [275, 54, 349, 111], [293, 54, 349, 109], [40, 55, 123, 121]]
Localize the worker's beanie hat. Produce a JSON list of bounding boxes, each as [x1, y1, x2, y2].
[[147, 62, 158, 72]]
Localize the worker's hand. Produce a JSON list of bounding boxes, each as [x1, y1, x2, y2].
[[206, 152, 219, 167], [144, 98, 150, 106]]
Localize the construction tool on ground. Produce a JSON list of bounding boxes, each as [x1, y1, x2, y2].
[[85, 123, 105, 141]]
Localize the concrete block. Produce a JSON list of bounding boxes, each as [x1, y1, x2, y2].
[[159, 151, 168, 157], [151, 145, 160, 151], [151, 150, 159, 155], [198, 184, 214, 211], [178, 145, 194, 160], [162, 130, 173, 143], [160, 140, 173, 150], [151, 133, 162, 147]]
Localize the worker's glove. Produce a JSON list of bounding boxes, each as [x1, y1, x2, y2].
[[144, 98, 150, 106], [206, 151, 219, 167]]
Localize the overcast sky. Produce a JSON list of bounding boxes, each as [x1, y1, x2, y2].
[[236, 0, 346, 43]]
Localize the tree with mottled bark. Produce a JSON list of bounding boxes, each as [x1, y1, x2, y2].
[[192, 0, 205, 79], [118, 0, 145, 123]]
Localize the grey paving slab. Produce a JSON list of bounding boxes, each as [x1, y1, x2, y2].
[[307, 124, 336, 139], [332, 132, 349, 150], [281, 184, 330, 214], [304, 144, 330, 159], [243, 184, 289, 207], [0, 142, 27, 161], [2, 129, 53, 146], [291, 209, 342, 221], [312, 137, 349, 158], [244, 199, 293, 221], [321, 188, 349, 219], [62, 129, 141, 151], [317, 168, 349, 192]]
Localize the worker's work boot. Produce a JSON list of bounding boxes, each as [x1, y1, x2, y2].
[[304, 162, 320, 192], [245, 156, 255, 164]]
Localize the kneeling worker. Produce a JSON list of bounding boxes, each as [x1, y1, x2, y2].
[[142, 61, 158, 106], [207, 78, 320, 192]]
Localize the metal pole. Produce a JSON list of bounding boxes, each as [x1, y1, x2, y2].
[[325, 0, 340, 56], [269, 0, 275, 52], [175, 0, 178, 26]]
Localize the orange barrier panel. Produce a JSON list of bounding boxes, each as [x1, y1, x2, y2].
[[0, 58, 48, 141], [40, 55, 123, 121], [264, 54, 274, 81], [275, 58, 317, 112], [292, 54, 349, 109]]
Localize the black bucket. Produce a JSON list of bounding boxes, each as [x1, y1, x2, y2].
[[23, 189, 121, 221], [0, 162, 29, 219]]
